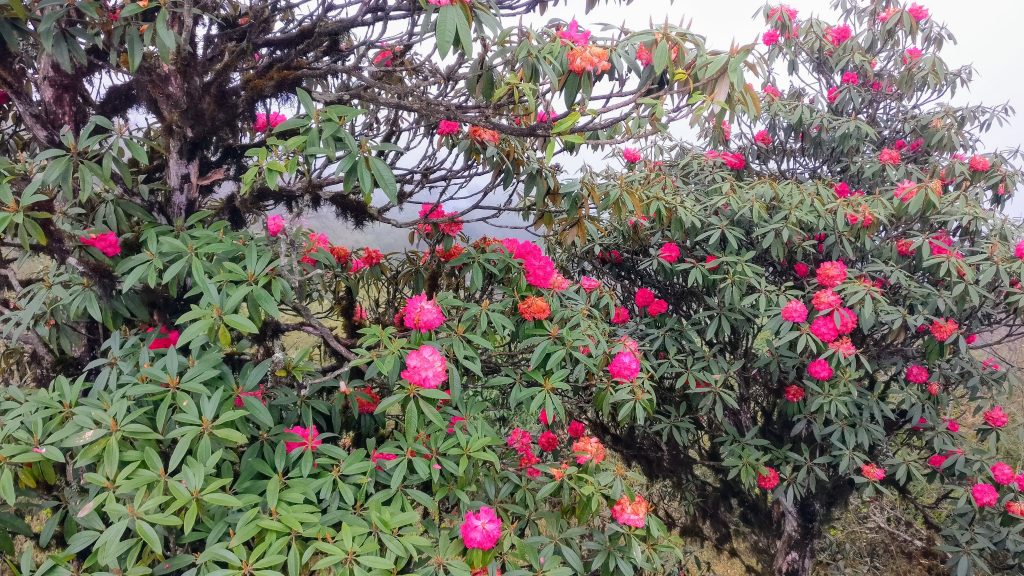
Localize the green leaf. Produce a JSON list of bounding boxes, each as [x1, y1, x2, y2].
[[266, 475, 280, 509], [136, 519, 161, 554], [223, 314, 258, 334], [356, 556, 394, 570], [367, 156, 398, 203], [435, 5, 458, 58], [0, 469, 14, 506], [202, 492, 243, 508], [153, 555, 195, 575], [0, 512, 32, 536], [212, 427, 248, 445]]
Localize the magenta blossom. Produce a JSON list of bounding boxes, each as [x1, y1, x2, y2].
[[557, 19, 591, 45], [608, 350, 641, 382], [460, 506, 502, 550], [284, 425, 321, 454], [81, 231, 122, 257], [437, 120, 460, 136], [400, 293, 446, 332], [401, 345, 448, 389], [266, 214, 284, 237], [254, 112, 287, 133]]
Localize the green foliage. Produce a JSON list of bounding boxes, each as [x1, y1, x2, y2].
[[1, 0, 1024, 574]]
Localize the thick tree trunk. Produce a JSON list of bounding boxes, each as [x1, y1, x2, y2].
[[771, 498, 821, 576], [167, 133, 200, 220]]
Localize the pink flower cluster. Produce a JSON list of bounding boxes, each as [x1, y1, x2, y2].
[[81, 231, 122, 257], [781, 300, 808, 323], [969, 155, 991, 172], [299, 232, 330, 265], [608, 350, 641, 383], [930, 318, 959, 342], [928, 231, 962, 259], [254, 112, 287, 133], [557, 19, 591, 46], [460, 506, 502, 550], [991, 462, 1017, 485], [399, 293, 446, 332], [809, 308, 857, 343], [907, 3, 929, 21], [235, 386, 265, 408], [984, 405, 1009, 428], [705, 150, 746, 170], [401, 345, 448, 389], [635, 288, 668, 317], [812, 289, 842, 311], [768, 4, 798, 22], [861, 463, 886, 482], [437, 120, 461, 136], [622, 148, 642, 164], [784, 384, 805, 402], [905, 364, 930, 384], [284, 425, 321, 454], [758, 467, 780, 490], [501, 238, 566, 290], [971, 483, 999, 508], [417, 203, 464, 236], [826, 24, 852, 46], [659, 242, 681, 263], [266, 215, 285, 237], [147, 326, 180, 350], [878, 148, 901, 165], [807, 358, 834, 381], [611, 494, 649, 528], [893, 180, 918, 203], [611, 306, 630, 324], [816, 260, 847, 288]]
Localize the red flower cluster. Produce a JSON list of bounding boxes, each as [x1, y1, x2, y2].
[[81, 231, 122, 257], [417, 203, 464, 236], [757, 467, 780, 490]]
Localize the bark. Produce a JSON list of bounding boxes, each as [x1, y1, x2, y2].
[[771, 497, 822, 576], [37, 53, 86, 138]]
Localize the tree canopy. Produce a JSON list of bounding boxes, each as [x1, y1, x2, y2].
[[1, 1, 1023, 575]]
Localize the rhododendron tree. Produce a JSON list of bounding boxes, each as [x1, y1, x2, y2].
[[544, 1, 1024, 574], [1, 1, 1023, 576], [0, 0, 764, 574]]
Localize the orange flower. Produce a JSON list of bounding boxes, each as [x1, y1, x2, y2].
[[572, 436, 606, 465], [550, 462, 570, 481], [567, 44, 612, 75], [518, 296, 551, 321], [1007, 501, 1024, 518], [468, 126, 500, 145], [434, 244, 464, 262], [329, 245, 351, 265]]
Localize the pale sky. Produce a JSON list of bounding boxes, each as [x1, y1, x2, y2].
[[568, 0, 1021, 153], [564, 0, 1024, 212]]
